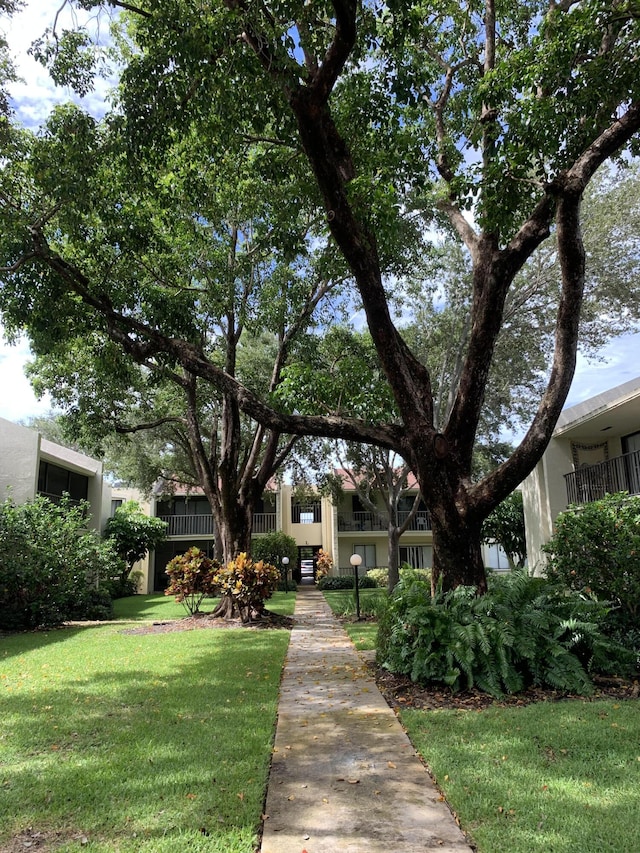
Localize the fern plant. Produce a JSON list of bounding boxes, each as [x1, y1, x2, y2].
[[376, 571, 635, 698]]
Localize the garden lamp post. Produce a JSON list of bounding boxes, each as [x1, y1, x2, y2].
[[350, 553, 362, 620], [281, 556, 289, 593]]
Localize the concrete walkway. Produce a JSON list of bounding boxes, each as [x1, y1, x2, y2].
[[260, 584, 473, 853]]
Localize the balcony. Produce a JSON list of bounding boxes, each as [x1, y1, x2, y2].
[[253, 513, 277, 534], [564, 448, 640, 505], [337, 510, 431, 532], [159, 512, 276, 538]]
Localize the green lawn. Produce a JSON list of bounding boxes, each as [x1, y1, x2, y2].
[[322, 588, 387, 619], [335, 606, 640, 852], [0, 592, 295, 853], [113, 592, 296, 622], [401, 699, 640, 853]]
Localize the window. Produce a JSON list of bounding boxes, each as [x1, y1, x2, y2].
[[291, 500, 321, 523], [354, 543, 377, 568], [156, 497, 210, 516], [38, 461, 89, 505], [111, 499, 123, 515], [484, 543, 510, 571], [399, 545, 432, 569]]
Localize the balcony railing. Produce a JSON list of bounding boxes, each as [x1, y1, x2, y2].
[[160, 515, 215, 537], [564, 449, 640, 505], [337, 510, 431, 532], [252, 513, 277, 534], [159, 512, 276, 538]]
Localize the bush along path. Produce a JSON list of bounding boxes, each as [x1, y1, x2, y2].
[[260, 584, 472, 853]]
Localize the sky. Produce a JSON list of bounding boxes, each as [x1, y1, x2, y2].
[[0, 1, 639, 426]]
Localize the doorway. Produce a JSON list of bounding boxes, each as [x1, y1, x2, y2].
[[297, 545, 320, 584]]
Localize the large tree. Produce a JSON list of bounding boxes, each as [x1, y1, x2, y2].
[[8, 107, 351, 562], [2, 1, 640, 591]]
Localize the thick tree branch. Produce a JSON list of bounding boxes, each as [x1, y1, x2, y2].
[[473, 184, 586, 510], [22, 231, 405, 452]]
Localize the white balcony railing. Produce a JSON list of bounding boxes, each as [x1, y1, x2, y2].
[[159, 512, 277, 538]]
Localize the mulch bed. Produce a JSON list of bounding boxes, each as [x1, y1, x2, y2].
[[120, 609, 294, 634], [368, 661, 640, 711]]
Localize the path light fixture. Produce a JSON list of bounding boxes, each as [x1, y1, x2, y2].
[[349, 553, 362, 620], [281, 556, 290, 593]]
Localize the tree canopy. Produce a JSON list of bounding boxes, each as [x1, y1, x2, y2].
[[1, 1, 640, 590]]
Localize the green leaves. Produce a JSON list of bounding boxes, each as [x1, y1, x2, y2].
[[544, 492, 640, 632], [104, 500, 168, 573], [376, 570, 633, 698], [276, 326, 397, 422], [482, 492, 526, 569], [0, 495, 120, 630]]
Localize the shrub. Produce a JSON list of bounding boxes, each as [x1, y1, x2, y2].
[[251, 531, 298, 583], [366, 565, 431, 589], [318, 574, 376, 590], [544, 492, 640, 636], [211, 552, 280, 622], [165, 547, 220, 615], [0, 495, 122, 630], [315, 548, 333, 581], [104, 501, 167, 584], [376, 570, 635, 698], [70, 587, 114, 621], [100, 574, 140, 600]]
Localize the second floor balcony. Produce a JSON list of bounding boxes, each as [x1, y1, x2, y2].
[[337, 509, 431, 532], [159, 512, 277, 538], [564, 448, 640, 505]]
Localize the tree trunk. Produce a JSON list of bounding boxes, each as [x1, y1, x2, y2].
[[387, 525, 401, 594], [430, 513, 487, 595], [218, 498, 254, 564], [211, 593, 253, 623]]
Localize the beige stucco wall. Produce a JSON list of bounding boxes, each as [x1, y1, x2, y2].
[[523, 436, 574, 571], [0, 417, 40, 504]]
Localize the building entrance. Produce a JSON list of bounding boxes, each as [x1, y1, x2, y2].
[[297, 544, 320, 583]]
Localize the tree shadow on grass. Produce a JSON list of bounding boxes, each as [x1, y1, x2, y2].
[[0, 626, 290, 853]]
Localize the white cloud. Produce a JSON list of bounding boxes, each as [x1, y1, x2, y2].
[[4, 0, 116, 129], [566, 331, 640, 406]]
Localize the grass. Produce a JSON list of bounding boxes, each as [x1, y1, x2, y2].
[[321, 588, 386, 618], [342, 622, 378, 651], [0, 592, 295, 852], [400, 699, 640, 853], [330, 594, 640, 851], [322, 589, 383, 651]]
